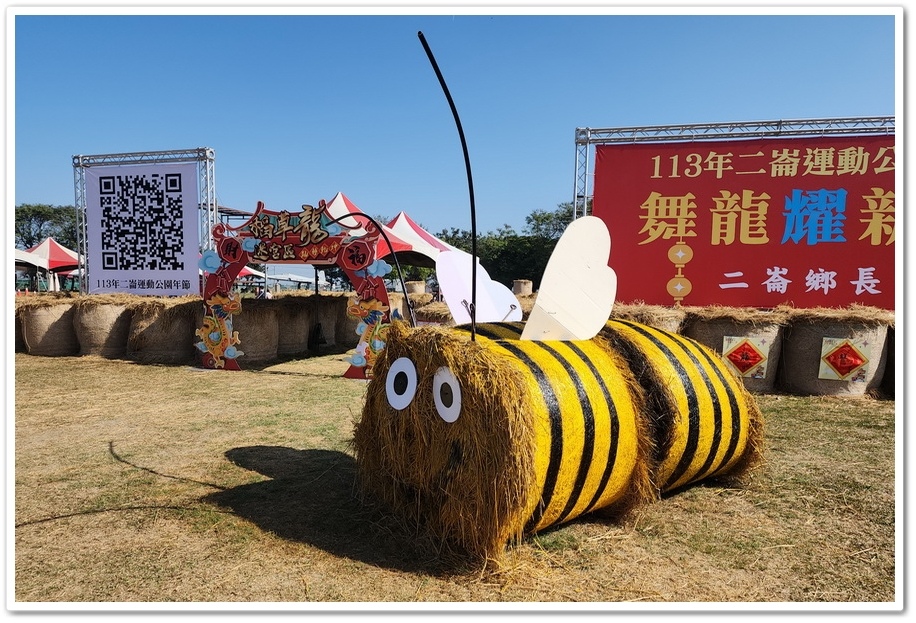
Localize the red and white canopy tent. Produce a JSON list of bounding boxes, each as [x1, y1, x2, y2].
[[262, 192, 455, 270], [18, 238, 82, 291], [377, 211, 458, 269], [26, 237, 80, 272]]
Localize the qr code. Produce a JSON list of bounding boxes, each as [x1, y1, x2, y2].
[[98, 173, 187, 271]]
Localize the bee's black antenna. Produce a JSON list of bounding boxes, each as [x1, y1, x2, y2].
[[417, 30, 477, 341]]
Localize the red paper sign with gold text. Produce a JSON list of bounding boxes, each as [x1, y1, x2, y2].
[[592, 135, 895, 309]]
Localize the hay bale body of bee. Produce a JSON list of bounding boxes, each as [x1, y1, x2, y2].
[[355, 321, 655, 562], [355, 318, 765, 562], [600, 319, 764, 491]]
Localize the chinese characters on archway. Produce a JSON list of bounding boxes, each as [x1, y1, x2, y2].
[[196, 195, 395, 378], [593, 135, 895, 309]]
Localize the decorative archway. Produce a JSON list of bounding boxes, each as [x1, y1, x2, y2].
[[196, 196, 398, 379]]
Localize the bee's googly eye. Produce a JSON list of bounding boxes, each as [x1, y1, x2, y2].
[[433, 367, 462, 423], [385, 357, 418, 410]]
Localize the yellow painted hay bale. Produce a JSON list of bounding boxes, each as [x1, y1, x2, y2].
[[600, 319, 765, 492], [231, 299, 279, 363], [776, 305, 893, 397], [19, 302, 79, 356], [354, 322, 655, 562], [72, 297, 134, 358], [126, 298, 203, 364], [681, 306, 789, 394]]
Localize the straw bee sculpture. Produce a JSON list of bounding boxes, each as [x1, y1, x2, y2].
[[352, 31, 764, 563], [353, 315, 764, 562]]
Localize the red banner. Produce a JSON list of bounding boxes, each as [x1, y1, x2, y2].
[[592, 135, 895, 309]]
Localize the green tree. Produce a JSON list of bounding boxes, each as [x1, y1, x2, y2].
[[15, 204, 78, 250], [523, 202, 574, 239]]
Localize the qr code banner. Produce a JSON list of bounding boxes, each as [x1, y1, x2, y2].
[[85, 163, 200, 295]]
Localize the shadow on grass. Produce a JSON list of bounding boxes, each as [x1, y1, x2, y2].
[[202, 446, 455, 575]]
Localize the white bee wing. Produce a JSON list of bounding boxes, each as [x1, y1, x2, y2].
[[521, 215, 617, 341], [435, 249, 523, 325]]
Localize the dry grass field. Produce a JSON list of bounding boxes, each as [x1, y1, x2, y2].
[[11, 348, 898, 610]]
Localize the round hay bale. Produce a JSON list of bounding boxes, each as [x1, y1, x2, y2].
[[73, 298, 133, 358], [274, 297, 313, 356], [231, 299, 279, 363], [126, 298, 203, 365], [19, 302, 78, 356], [776, 305, 893, 397], [611, 302, 686, 333], [512, 279, 533, 296], [681, 306, 789, 394], [406, 292, 433, 323], [413, 301, 454, 326], [405, 280, 426, 295]]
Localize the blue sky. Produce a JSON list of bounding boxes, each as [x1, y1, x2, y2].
[[12, 7, 899, 243]]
